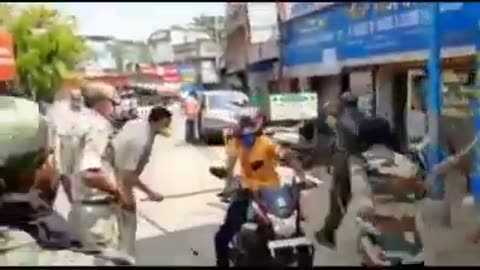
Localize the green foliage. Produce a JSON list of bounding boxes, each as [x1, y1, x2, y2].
[[0, 4, 15, 26], [7, 5, 88, 101]]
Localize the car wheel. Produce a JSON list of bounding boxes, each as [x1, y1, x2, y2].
[[196, 117, 206, 143], [198, 126, 209, 145]]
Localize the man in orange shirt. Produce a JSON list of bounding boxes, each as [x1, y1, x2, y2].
[[182, 91, 200, 143], [213, 113, 309, 267]]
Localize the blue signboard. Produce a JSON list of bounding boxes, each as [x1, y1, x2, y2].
[[471, 26, 480, 207], [283, 2, 480, 67]]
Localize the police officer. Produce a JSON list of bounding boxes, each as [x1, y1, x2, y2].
[[112, 106, 171, 260], [0, 93, 131, 265], [68, 82, 129, 255], [47, 87, 87, 204], [315, 91, 368, 249]]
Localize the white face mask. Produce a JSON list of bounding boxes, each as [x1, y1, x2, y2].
[[158, 126, 172, 137]]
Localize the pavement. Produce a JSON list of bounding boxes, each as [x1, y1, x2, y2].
[[53, 104, 480, 266]]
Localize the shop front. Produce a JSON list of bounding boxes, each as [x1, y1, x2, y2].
[[282, 2, 480, 147]]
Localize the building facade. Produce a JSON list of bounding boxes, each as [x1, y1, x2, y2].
[[78, 35, 119, 75], [281, 2, 480, 149], [147, 26, 221, 86], [223, 2, 250, 91]]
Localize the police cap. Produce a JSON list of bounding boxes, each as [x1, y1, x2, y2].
[[81, 82, 119, 107]]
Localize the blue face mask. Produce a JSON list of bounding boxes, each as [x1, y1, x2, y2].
[[240, 133, 257, 148]]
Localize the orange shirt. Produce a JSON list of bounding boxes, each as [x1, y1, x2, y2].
[[226, 135, 281, 191], [183, 97, 200, 120]]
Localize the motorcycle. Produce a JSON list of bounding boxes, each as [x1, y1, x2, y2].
[[265, 126, 319, 170], [209, 167, 317, 267]]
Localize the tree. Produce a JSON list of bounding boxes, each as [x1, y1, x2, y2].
[[0, 4, 15, 27], [190, 14, 226, 43], [8, 5, 88, 101]]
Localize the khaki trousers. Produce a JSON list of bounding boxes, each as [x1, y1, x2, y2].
[[117, 208, 137, 261]]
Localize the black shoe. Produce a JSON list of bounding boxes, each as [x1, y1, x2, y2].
[[314, 229, 336, 249], [220, 196, 231, 204]]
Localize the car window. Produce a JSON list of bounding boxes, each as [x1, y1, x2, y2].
[[207, 93, 248, 110]]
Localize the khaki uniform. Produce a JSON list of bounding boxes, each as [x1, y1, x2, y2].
[[356, 144, 424, 266], [69, 108, 119, 252], [0, 228, 116, 266], [47, 100, 88, 177], [112, 119, 155, 260]]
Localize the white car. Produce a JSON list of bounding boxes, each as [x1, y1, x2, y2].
[[197, 90, 249, 143]]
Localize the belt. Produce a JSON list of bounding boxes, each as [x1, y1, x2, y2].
[[76, 198, 115, 205]]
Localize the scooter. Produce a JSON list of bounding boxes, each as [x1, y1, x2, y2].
[[209, 167, 317, 267]]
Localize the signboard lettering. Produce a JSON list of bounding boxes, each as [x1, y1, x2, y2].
[[283, 2, 479, 67], [269, 93, 318, 121]]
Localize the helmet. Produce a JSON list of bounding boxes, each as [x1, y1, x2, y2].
[[0, 96, 51, 187], [232, 107, 265, 137]]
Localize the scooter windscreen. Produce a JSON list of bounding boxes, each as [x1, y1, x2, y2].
[[259, 186, 296, 219]]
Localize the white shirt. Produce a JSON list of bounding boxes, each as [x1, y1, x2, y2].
[[46, 100, 88, 137], [46, 100, 89, 176], [113, 119, 155, 175]]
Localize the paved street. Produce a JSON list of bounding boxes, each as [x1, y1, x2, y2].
[[53, 104, 480, 266]]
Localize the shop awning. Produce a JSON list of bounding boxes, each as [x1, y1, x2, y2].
[[247, 58, 277, 73], [342, 45, 475, 68], [283, 62, 342, 78], [283, 45, 474, 78]]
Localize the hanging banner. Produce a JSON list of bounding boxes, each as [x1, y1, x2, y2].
[[0, 29, 15, 82], [161, 65, 181, 83], [269, 93, 318, 121]]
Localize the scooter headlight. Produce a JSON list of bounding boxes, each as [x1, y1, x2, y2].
[[267, 211, 297, 237]]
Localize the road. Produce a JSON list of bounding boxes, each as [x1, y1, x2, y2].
[[54, 104, 480, 266]]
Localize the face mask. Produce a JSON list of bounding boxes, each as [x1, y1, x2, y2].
[[240, 133, 256, 149], [158, 126, 172, 137]]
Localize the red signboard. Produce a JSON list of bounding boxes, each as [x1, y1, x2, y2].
[[87, 74, 132, 88], [161, 65, 181, 83], [0, 29, 15, 82]]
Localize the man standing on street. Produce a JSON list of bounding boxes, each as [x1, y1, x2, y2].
[[112, 106, 171, 260], [182, 91, 200, 143], [69, 82, 128, 254], [49, 89, 86, 203], [46, 75, 87, 204], [315, 91, 368, 249]]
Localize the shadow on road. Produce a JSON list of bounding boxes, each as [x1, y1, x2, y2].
[[136, 224, 218, 266]]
